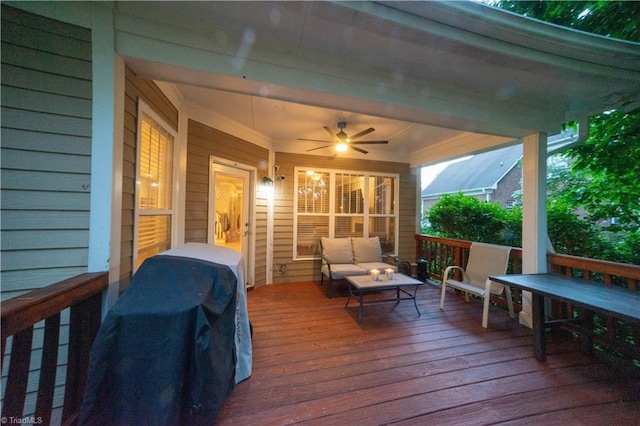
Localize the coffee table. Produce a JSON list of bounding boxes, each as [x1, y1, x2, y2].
[[345, 273, 423, 323]]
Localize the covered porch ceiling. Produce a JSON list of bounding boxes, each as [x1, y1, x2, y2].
[[118, 1, 640, 166]]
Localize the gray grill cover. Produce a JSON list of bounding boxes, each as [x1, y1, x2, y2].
[[79, 255, 237, 425]]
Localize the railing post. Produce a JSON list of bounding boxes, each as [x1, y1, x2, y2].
[[35, 314, 62, 425], [2, 327, 34, 419], [62, 292, 103, 424]]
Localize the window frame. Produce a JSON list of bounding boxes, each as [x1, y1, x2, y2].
[[293, 166, 399, 260], [133, 100, 178, 271]]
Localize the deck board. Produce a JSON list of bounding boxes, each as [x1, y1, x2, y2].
[[217, 281, 640, 425]]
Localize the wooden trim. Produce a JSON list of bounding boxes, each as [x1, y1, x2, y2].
[[1, 272, 108, 337], [548, 252, 640, 280], [0, 272, 108, 423]]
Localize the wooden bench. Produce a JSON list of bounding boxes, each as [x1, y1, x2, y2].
[[490, 273, 640, 362]]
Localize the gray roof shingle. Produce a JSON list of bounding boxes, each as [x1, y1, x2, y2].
[[422, 144, 522, 197]]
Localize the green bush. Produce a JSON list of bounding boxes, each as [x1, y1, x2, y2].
[[546, 200, 606, 257], [424, 193, 635, 264], [425, 192, 519, 246]]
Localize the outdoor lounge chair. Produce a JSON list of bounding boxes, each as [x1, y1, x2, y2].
[[439, 242, 515, 328], [320, 236, 398, 298]]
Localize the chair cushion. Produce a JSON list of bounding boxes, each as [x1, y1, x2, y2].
[[321, 263, 368, 279], [351, 237, 382, 263], [355, 262, 397, 273], [321, 237, 354, 264]]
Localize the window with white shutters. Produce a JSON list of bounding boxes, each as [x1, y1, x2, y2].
[[294, 167, 398, 259], [134, 102, 176, 270]]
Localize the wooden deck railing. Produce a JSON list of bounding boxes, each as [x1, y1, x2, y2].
[[415, 234, 640, 364], [547, 252, 640, 362], [1, 272, 108, 426]]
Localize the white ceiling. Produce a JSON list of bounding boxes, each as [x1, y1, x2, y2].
[[175, 84, 464, 159], [118, 1, 640, 165]]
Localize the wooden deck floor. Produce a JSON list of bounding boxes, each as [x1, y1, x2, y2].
[[218, 281, 640, 425]]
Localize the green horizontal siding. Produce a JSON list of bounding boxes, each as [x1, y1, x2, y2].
[[1, 4, 93, 298]]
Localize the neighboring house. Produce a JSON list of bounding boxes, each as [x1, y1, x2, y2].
[[422, 144, 523, 211], [421, 128, 582, 212]]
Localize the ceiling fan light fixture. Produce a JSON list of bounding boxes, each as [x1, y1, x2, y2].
[[300, 121, 388, 155], [335, 142, 348, 152]]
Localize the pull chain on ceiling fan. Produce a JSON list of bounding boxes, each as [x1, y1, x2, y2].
[[298, 121, 389, 154]]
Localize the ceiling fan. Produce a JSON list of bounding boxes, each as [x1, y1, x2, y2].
[[298, 121, 389, 154]]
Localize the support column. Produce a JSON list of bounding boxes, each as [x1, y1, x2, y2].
[[265, 152, 276, 285], [88, 5, 124, 313], [520, 132, 548, 328], [176, 100, 189, 246]]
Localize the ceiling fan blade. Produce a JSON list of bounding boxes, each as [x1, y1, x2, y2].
[[324, 126, 339, 142], [298, 138, 332, 143], [350, 145, 369, 154], [306, 144, 332, 152], [349, 127, 375, 140], [352, 140, 389, 145]]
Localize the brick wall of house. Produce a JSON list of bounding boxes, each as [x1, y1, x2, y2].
[[492, 162, 522, 208], [421, 162, 522, 215]]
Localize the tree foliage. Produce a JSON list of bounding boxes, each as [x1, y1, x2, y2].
[[489, 1, 640, 229], [485, 0, 640, 263], [490, 1, 640, 42], [546, 200, 606, 257], [562, 110, 640, 228]]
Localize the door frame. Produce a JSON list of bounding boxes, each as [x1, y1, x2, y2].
[[208, 156, 256, 287]]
